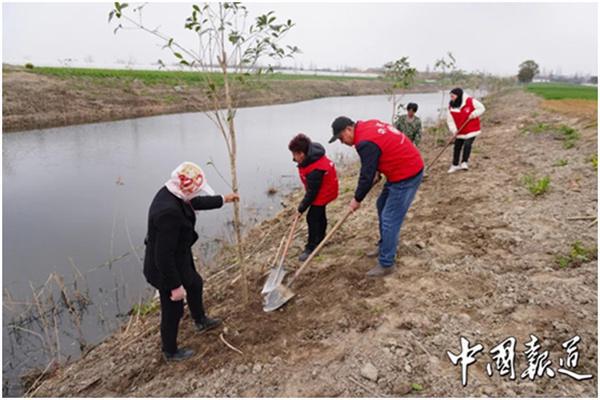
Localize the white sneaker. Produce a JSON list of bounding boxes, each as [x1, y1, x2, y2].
[[460, 162, 469, 170], [447, 165, 460, 174]]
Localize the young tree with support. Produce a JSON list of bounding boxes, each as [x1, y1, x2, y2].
[[109, 2, 299, 303]]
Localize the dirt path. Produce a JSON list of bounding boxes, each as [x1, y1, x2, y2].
[[31, 88, 597, 397], [2, 66, 422, 132]]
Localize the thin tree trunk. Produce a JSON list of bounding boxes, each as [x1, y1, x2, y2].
[[222, 52, 248, 304], [439, 91, 446, 121], [228, 121, 247, 303], [391, 93, 397, 124]]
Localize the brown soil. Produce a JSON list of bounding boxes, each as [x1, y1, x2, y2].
[[31, 88, 597, 397], [541, 99, 598, 121], [2, 66, 431, 133]]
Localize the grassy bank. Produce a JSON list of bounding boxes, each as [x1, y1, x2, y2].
[[527, 82, 598, 100], [4, 65, 405, 132], [526, 83, 598, 121], [29, 66, 379, 86]]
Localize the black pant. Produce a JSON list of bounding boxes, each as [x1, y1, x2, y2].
[[158, 268, 206, 353], [306, 205, 327, 252], [453, 137, 476, 166]]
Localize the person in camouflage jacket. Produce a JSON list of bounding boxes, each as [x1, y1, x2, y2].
[[394, 102, 422, 146]]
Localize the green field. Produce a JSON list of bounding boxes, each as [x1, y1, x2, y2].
[[22, 66, 377, 86], [526, 82, 598, 101]]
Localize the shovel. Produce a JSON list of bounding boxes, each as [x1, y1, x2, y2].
[[261, 213, 301, 295], [263, 209, 353, 312], [425, 119, 470, 173]]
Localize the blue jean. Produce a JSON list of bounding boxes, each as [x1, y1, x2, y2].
[[376, 170, 423, 267]]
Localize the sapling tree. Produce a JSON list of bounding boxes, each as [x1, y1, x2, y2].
[[382, 57, 416, 124], [109, 2, 299, 303], [434, 51, 465, 120]]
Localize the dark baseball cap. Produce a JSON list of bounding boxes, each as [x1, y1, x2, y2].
[[329, 116, 355, 143]]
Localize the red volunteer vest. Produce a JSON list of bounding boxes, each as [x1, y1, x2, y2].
[[353, 120, 424, 182], [298, 155, 339, 206], [450, 97, 481, 136]]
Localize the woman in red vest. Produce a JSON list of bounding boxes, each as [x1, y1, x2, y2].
[[288, 134, 339, 261], [446, 88, 486, 173]]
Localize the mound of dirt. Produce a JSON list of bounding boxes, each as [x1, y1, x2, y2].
[[31, 88, 597, 397]]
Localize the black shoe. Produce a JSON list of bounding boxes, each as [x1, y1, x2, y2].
[[163, 347, 194, 362], [195, 317, 222, 334], [299, 249, 312, 262]]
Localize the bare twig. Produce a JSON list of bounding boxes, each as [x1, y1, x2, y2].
[[567, 215, 597, 221], [409, 331, 432, 358], [219, 333, 243, 355], [117, 325, 159, 353], [124, 217, 144, 268], [7, 325, 46, 346], [347, 376, 387, 397], [206, 157, 233, 190], [24, 358, 55, 398]]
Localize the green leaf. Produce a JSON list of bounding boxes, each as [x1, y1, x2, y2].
[[411, 383, 423, 392], [173, 52, 183, 59], [108, 10, 115, 23], [193, 4, 200, 12]]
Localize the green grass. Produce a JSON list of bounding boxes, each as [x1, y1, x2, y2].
[[22, 66, 376, 86], [130, 299, 159, 316], [521, 122, 552, 134], [558, 124, 581, 149], [521, 122, 580, 149], [526, 83, 598, 100], [590, 154, 598, 169], [556, 241, 597, 268], [554, 159, 569, 167], [522, 174, 551, 196]]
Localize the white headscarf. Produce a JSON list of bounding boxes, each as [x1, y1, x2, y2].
[[165, 161, 215, 201]]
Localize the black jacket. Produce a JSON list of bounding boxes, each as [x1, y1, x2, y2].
[[143, 186, 224, 291], [354, 140, 382, 202], [297, 142, 327, 213]]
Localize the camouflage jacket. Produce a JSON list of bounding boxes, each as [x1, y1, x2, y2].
[[394, 114, 422, 146]]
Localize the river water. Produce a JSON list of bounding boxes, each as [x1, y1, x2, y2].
[[2, 90, 459, 395]]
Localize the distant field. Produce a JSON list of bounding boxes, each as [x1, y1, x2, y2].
[[23, 66, 378, 85], [527, 83, 598, 100]]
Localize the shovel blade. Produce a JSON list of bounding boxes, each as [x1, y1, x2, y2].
[[263, 284, 295, 312], [261, 267, 288, 295]]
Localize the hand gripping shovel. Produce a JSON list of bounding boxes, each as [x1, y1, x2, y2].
[[263, 209, 353, 312], [261, 213, 301, 295]]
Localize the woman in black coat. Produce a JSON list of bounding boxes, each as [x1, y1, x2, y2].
[[143, 162, 239, 361]]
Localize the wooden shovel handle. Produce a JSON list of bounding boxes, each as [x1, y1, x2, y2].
[[426, 119, 470, 171], [271, 236, 286, 267], [278, 213, 301, 268], [288, 209, 353, 287]]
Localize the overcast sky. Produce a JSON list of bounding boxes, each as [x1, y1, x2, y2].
[[2, 2, 598, 76]]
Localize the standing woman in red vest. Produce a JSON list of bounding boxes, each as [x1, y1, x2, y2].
[[288, 134, 339, 261], [446, 88, 486, 173]]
